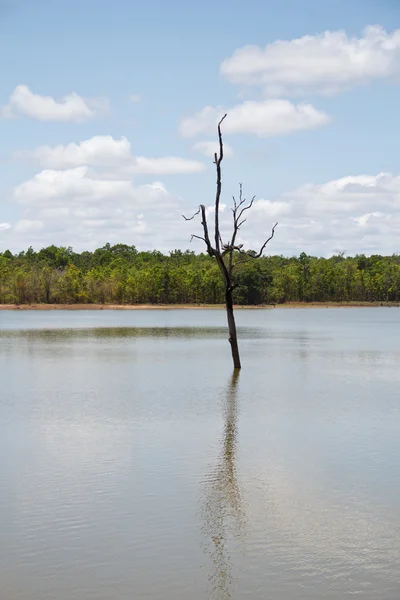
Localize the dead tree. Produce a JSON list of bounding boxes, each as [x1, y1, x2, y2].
[[183, 115, 277, 369]]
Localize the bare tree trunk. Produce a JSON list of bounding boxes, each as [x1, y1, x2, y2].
[[183, 114, 276, 369], [225, 286, 241, 369]]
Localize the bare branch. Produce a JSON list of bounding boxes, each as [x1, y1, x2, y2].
[[232, 257, 250, 268], [217, 114, 227, 158], [252, 222, 278, 258], [228, 187, 256, 266], [236, 183, 246, 210], [214, 113, 227, 253], [200, 204, 216, 257], [190, 234, 206, 244], [236, 195, 255, 223], [182, 207, 201, 221], [233, 223, 278, 268]]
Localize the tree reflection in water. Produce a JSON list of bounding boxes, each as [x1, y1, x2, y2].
[[202, 371, 246, 600]]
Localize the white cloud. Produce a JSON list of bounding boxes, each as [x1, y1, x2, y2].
[[221, 25, 400, 96], [14, 167, 135, 204], [0, 85, 107, 122], [193, 140, 234, 158], [5, 166, 190, 251], [289, 173, 400, 216], [353, 212, 384, 227], [129, 94, 141, 103], [179, 100, 329, 138], [251, 199, 291, 217], [187, 173, 400, 257], [18, 135, 206, 174], [263, 173, 400, 255], [145, 182, 167, 193], [14, 220, 44, 233], [130, 156, 206, 175], [4, 165, 400, 256], [20, 136, 132, 169], [0, 222, 11, 230]]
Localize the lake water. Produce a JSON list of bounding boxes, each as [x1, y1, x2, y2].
[[1, 308, 400, 600]]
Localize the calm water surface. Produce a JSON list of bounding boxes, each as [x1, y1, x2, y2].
[[0, 308, 399, 599]]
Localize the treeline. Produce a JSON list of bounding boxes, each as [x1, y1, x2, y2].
[[1, 244, 400, 305]]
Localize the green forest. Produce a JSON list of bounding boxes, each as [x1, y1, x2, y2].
[[1, 244, 400, 305]]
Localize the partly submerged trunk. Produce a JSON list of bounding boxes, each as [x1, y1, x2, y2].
[[225, 287, 241, 369]]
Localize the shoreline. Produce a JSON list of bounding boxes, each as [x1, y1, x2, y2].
[[0, 302, 399, 311]]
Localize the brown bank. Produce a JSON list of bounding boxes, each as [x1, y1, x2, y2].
[[0, 302, 399, 310]]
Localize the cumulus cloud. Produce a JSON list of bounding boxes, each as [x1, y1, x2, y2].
[[289, 174, 400, 216], [179, 100, 329, 138], [221, 25, 400, 96], [18, 135, 206, 174], [0, 85, 107, 122], [14, 167, 135, 204], [264, 173, 400, 255], [251, 199, 291, 218], [6, 166, 187, 251], [4, 134, 206, 250], [193, 140, 234, 158], [3, 166, 400, 256], [188, 173, 400, 257], [129, 156, 205, 175], [19, 136, 132, 169]]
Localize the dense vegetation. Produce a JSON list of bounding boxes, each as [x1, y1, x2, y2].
[[1, 244, 400, 305]]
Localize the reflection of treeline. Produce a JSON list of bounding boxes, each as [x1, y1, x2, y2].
[[1, 244, 400, 305]]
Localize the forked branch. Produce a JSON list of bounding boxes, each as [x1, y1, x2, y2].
[[181, 113, 277, 369], [233, 222, 278, 268]]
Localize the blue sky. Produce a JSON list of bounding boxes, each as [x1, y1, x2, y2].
[[1, 0, 400, 256]]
